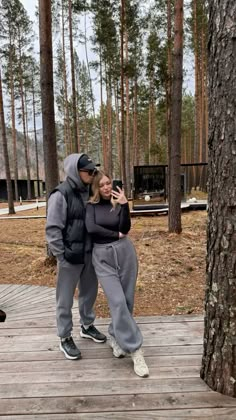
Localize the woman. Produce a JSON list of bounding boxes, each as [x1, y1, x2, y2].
[[85, 171, 149, 378]]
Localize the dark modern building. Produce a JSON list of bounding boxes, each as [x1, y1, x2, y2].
[[0, 179, 45, 201], [133, 163, 208, 203]]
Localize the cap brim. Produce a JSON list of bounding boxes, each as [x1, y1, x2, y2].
[[82, 162, 97, 171]]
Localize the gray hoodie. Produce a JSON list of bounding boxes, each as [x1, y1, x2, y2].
[[46, 153, 90, 260]]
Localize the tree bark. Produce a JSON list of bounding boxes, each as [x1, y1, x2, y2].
[[39, 0, 59, 199], [120, 0, 127, 193], [68, 0, 78, 153], [114, 82, 121, 178], [9, 46, 19, 202], [18, 42, 31, 200], [0, 66, 15, 214], [100, 51, 107, 172], [32, 75, 40, 197], [61, 0, 72, 155], [132, 78, 138, 166], [200, 0, 236, 397], [168, 0, 183, 234], [125, 28, 131, 196], [193, 0, 200, 166]]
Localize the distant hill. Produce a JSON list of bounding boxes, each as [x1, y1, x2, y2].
[[0, 126, 65, 181]]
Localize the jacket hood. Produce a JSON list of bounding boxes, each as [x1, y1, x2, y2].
[[64, 153, 89, 191]]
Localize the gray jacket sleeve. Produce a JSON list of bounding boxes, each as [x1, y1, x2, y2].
[[45, 191, 68, 260]]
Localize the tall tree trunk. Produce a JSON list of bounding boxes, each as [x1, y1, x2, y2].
[[61, 0, 72, 155], [125, 29, 131, 196], [167, 0, 172, 155], [201, 12, 208, 164], [114, 82, 121, 178], [84, 11, 98, 161], [148, 91, 152, 164], [68, 0, 78, 152], [84, 12, 95, 119], [167, 0, 172, 203], [168, 0, 183, 234], [132, 78, 138, 166], [100, 51, 107, 171], [193, 0, 200, 165], [107, 76, 112, 175], [18, 43, 31, 200], [32, 77, 40, 197], [120, 0, 127, 192], [9, 48, 19, 201], [200, 0, 236, 397], [0, 67, 15, 214], [39, 0, 59, 199]]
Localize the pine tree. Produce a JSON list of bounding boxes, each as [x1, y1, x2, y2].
[[0, 65, 15, 213], [168, 0, 184, 234], [39, 0, 59, 197]]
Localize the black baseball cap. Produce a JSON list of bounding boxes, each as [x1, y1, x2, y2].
[[77, 154, 97, 171]]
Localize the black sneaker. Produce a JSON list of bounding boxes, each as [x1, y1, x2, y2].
[[80, 325, 107, 343], [60, 336, 81, 360]]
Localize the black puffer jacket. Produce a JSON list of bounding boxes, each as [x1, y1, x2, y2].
[[54, 178, 86, 264], [46, 153, 92, 265]]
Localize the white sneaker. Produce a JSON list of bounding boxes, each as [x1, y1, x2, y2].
[[131, 348, 149, 378], [109, 336, 126, 358]]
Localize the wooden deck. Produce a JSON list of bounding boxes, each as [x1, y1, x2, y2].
[[0, 284, 236, 419]]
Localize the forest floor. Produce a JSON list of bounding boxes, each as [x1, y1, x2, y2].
[[0, 203, 207, 317]]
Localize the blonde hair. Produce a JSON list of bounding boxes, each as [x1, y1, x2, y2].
[[89, 170, 116, 206]]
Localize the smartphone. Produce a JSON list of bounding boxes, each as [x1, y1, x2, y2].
[[112, 180, 123, 193]]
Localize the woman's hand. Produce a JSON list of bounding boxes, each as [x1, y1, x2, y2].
[[111, 186, 128, 204]]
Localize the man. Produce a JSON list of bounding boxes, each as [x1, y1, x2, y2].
[[46, 153, 106, 360]]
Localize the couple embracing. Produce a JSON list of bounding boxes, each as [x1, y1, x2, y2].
[[46, 153, 149, 378]]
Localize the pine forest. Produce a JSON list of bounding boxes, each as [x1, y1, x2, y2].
[[0, 0, 208, 200]]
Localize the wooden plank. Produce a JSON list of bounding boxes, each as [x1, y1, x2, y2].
[[2, 291, 55, 308], [0, 284, 31, 303], [133, 315, 204, 323], [2, 314, 203, 331], [3, 289, 55, 309], [0, 345, 203, 362], [0, 321, 203, 333], [0, 335, 202, 351], [5, 303, 57, 315], [0, 284, 43, 300], [4, 310, 57, 321], [0, 378, 210, 398], [0, 392, 236, 416], [0, 408, 236, 420], [0, 284, 20, 295], [0, 333, 202, 350], [1, 320, 203, 331], [0, 325, 203, 337], [0, 366, 200, 384], [0, 355, 202, 373]]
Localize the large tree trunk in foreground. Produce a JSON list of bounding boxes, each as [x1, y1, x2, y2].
[[200, 0, 236, 397], [39, 0, 59, 199]]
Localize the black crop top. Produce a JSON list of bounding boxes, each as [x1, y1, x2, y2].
[[85, 198, 131, 244]]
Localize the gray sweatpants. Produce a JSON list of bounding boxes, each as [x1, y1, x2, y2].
[[92, 237, 143, 353], [56, 252, 98, 338]]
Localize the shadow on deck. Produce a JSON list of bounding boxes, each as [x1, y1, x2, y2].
[[0, 284, 235, 419]]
